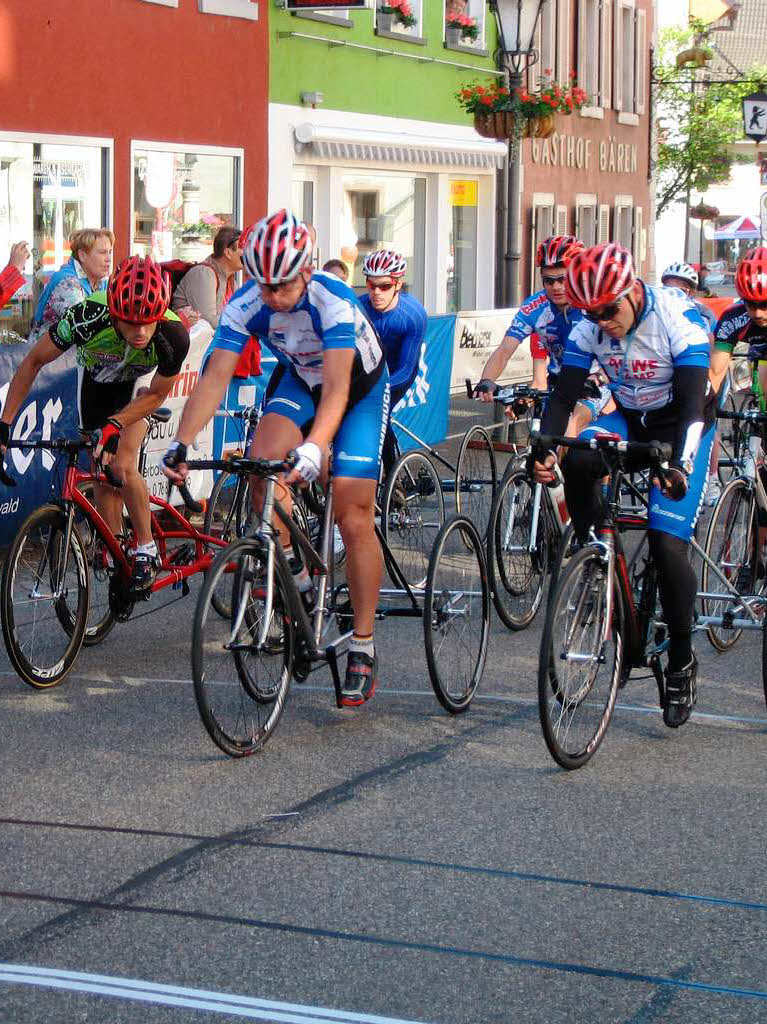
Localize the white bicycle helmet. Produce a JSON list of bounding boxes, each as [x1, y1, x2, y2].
[[362, 249, 407, 278], [242, 209, 313, 285], [660, 262, 698, 289]]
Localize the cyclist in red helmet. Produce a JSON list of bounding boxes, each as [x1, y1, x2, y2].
[[712, 247, 767, 409], [0, 255, 190, 594], [532, 242, 715, 728]]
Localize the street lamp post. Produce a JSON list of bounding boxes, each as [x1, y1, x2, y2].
[[489, 0, 549, 307]]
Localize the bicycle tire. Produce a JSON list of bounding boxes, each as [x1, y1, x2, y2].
[[716, 389, 740, 486], [191, 537, 294, 757], [487, 470, 548, 630], [424, 515, 490, 713], [701, 476, 759, 652], [381, 450, 445, 590], [1, 503, 89, 689], [73, 488, 117, 646], [538, 545, 624, 770], [454, 424, 498, 540]]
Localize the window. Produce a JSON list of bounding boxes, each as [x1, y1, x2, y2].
[[198, 0, 258, 19], [0, 134, 111, 342], [530, 194, 555, 293], [447, 179, 478, 312], [444, 0, 486, 48], [529, 0, 568, 90], [577, 0, 613, 113], [377, 0, 423, 39], [613, 0, 645, 116], [575, 194, 598, 245], [131, 143, 242, 263], [614, 195, 633, 250], [342, 171, 426, 302]]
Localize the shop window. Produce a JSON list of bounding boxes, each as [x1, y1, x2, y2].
[[0, 135, 111, 342], [575, 195, 598, 246], [447, 179, 478, 313], [131, 144, 242, 264], [342, 171, 426, 302], [198, 0, 258, 20]]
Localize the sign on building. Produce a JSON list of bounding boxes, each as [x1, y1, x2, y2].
[[743, 91, 767, 143]]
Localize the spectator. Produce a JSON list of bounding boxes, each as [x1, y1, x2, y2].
[[171, 225, 242, 330], [323, 258, 349, 282], [0, 241, 31, 309], [30, 228, 114, 342]]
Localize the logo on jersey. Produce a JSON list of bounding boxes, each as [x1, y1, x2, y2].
[[57, 320, 71, 342]]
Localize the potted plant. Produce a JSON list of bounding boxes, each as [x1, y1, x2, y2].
[[446, 13, 478, 45], [456, 70, 588, 140], [378, 0, 416, 32]]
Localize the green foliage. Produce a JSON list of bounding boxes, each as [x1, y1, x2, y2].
[[654, 25, 767, 217]]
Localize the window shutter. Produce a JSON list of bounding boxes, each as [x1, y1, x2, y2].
[[635, 7, 647, 115], [599, 0, 612, 108], [556, 205, 569, 236], [541, 4, 556, 77], [557, 0, 570, 83], [577, 0, 588, 94], [633, 206, 643, 273], [598, 204, 611, 243], [613, 1, 623, 112]]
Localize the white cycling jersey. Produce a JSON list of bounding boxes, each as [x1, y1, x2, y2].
[[562, 284, 710, 412]]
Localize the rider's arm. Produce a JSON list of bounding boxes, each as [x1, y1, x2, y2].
[[0, 332, 62, 427], [112, 370, 180, 429], [670, 365, 708, 468], [709, 347, 730, 395], [538, 364, 590, 440], [531, 356, 548, 391], [174, 348, 240, 445], [388, 304, 426, 392], [480, 334, 520, 382]]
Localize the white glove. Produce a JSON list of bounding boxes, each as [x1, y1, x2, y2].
[[291, 441, 322, 483]]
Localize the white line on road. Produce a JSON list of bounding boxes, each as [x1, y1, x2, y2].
[[0, 964, 434, 1024]]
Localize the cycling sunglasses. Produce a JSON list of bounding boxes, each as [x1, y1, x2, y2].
[[745, 299, 767, 311], [541, 274, 566, 286], [367, 280, 396, 293], [583, 299, 623, 323]]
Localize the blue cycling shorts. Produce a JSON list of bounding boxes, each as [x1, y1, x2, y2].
[[263, 365, 389, 481], [580, 409, 716, 542]]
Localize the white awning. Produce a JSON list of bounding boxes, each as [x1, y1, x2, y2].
[[293, 122, 507, 169]]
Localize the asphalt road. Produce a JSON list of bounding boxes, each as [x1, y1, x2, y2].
[[2, 404, 767, 1024]]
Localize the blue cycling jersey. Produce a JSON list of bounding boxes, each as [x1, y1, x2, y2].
[[505, 289, 583, 376], [213, 271, 384, 402], [358, 291, 427, 392]]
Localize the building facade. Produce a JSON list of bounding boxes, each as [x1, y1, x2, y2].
[[268, 1, 504, 313], [518, 0, 654, 297], [0, 0, 268, 340]]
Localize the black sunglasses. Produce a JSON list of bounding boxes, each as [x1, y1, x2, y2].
[[584, 299, 623, 323], [745, 299, 767, 311], [541, 274, 566, 286]]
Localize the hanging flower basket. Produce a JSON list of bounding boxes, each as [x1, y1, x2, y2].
[[526, 114, 556, 139], [474, 111, 518, 139]]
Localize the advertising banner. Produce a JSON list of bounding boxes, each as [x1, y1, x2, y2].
[[392, 314, 455, 451], [449, 308, 533, 394]]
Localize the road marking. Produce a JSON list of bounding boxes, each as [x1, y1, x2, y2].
[[0, 964, 433, 1023]]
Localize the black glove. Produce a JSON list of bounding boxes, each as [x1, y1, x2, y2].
[[474, 378, 496, 397], [0, 421, 9, 449], [162, 440, 188, 471], [662, 463, 689, 501], [94, 418, 122, 458]]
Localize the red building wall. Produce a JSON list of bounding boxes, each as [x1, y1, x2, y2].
[[0, 0, 268, 259]]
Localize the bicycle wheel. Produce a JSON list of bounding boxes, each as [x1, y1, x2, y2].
[[455, 425, 498, 539], [424, 515, 490, 713], [701, 476, 759, 652], [538, 545, 624, 770], [381, 450, 445, 590], [1, 504, 89, 689], [192, 537, 294, 757], [717, 389, 740, 486], [74, 488, 117, 646], [487, 470, 548, 630], [204, 471, 250, 618]]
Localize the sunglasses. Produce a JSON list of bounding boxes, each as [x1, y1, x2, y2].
[[584, 299, 623, 323], [541, 275, 566, 286], [367, 280, 395, 293], [745, 299, 767, 311]]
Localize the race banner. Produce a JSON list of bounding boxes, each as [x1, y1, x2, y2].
[[392, 314, 455, 451], [449, 308, 533, 394]]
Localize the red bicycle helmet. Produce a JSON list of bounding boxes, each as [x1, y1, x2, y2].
[[565, 243, 636, 311], [536, 235, 584, 269], [362, 249, 407, 278], [107, 256, 170, 324], [242, 209, 312, 285], [735, 247, 767, 302]]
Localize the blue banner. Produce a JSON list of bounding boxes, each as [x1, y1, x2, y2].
[[391, 314, 456, 452]]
